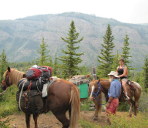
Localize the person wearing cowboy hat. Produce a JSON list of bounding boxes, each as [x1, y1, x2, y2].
[[106, 71, 121, 114]]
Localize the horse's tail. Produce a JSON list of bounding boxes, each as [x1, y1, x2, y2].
[[70, 85, 80, 128], [133, 81, 142, 95]]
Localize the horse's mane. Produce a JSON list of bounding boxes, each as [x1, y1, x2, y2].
[[99, 78, 109, 81], [3, 68, 25, 85]]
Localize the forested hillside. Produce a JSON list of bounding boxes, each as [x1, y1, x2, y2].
[[0, 12, 148, 69]]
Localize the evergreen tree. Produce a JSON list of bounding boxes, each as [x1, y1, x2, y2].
[[121, 35, 132, 66], [0, 50, 8, 82], [143, 56, 148, 91], [37, 37, 50, 66], [112, 50, 121, 70], [59, 21, 83, 78], [53, 54, 58, 76], [97, 24, 115, 77]]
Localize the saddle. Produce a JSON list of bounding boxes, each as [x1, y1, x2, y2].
[[16, 90, 43, 113], [18, 79, 43, 92], [126, 80, 136, 91], [119, 80, 136, 102]]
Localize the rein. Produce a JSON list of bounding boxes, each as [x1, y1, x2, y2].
[[18, 79, 27, 111], [92, 82, 102, 98]]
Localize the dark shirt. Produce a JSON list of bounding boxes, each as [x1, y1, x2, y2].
[[108, 79, 121, 98], [117, 66, 128, 79]]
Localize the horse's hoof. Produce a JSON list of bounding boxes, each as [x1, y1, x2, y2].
[[93, 116, 98, 121], [107, 118, 111, 125], [128, 114, 132, 117]]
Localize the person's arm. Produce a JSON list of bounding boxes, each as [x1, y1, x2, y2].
[[108, 97, 114, 103], [106, 96, 114, 108], [119, 66, 128, 77], [106, 83, 115, 108]]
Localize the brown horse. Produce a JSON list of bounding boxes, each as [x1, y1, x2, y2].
[[89, 79, 110, 120], [89, 78, 142, 119], [2, 67, 80, 128], [1, 67, 25, 90]]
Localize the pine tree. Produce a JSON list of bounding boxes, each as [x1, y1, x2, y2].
[[112, 50, 121, 70], [122, 35, 132, 67], [0, 49, 8, 82], [97, 24, 115, 77], [59, 21, 83, 78], [53, 54, 58, 76], [143, 56, 148, 90], [37, 37, 50, 66]]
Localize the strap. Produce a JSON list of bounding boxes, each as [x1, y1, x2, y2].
[[18, 79, 27, 111], [27, 81, 32, 91], [92, 82, 102, 98]]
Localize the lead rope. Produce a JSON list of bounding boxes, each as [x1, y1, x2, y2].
[[18, 79, 27, 111], [36, 80, 41, 93]]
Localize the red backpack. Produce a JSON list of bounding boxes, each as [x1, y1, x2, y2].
[[40, 66, 52, 78], [26, 68, 42, 80]]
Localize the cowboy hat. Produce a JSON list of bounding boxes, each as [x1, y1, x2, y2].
[[108, 71, 119, 78]]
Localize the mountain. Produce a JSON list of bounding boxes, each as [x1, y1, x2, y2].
[[0, 12, 148, 69]]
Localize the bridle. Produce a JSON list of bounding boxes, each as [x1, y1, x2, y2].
[[1, 71, 12, 90], [92, 81, 102, 98]]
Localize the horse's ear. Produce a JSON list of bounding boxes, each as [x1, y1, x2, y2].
[[97, 76, 100, 80], [7, 67, 11, 72], [23, 74, 26, 78], [97, 79, 100, 83]]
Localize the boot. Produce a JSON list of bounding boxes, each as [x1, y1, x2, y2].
[[125, 92, 130, 100]]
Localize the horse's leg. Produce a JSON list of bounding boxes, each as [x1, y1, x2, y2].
[[25, 113, 31, 128], [93, 103, 101, 120], [33, 114, 39, 128], [134, 96, 140, 116], [128, 99, 135, 117], [129, 103, 133, 117], [134, 101, 138, 116], [53, 111, 70, 128], [93, 94, 102, 120]]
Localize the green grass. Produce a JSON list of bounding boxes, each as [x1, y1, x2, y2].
[[80, 99, 93, 111], [79, 112, 148, 128], [0, 85, 18, 117], [79, 119, 101, 128], [0, 85, 18, 128], [0, 118, 10, 128]]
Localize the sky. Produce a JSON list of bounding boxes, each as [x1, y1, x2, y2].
[[0, 0, 148, 24]]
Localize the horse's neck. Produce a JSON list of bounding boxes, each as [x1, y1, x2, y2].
[[100, 79, 110, 89], [10, 70, 24, 85]]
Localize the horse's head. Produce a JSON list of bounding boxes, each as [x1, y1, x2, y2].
[[89, 78, 110, 100], [1, 67, 13, 90], [89, 79, 101, 99]]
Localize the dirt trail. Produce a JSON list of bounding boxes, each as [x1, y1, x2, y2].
[[2, 113, 62, 128], [1, 111, 118, 128]]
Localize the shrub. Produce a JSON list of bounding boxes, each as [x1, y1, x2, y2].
[[118, 102, 130, 111], [0, 85, 18, 117], [139, 92, 148, 112]]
